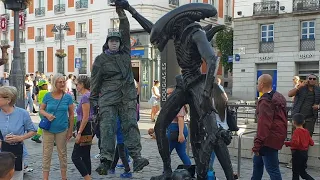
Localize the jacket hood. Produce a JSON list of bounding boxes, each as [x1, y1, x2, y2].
[[259, 90, 286, 108]]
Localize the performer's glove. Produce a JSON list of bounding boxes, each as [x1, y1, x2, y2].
[[114, 0, 129, 10]]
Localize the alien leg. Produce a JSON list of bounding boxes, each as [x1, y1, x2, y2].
[[151, 87, 187, 180], [213, 138, 234, 179], [189, 81, 234, 180]]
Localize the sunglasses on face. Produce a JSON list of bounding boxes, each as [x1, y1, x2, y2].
[[309, 78, 317, 81]]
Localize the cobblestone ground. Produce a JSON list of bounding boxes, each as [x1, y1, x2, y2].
[[23, 111, 320, 180]]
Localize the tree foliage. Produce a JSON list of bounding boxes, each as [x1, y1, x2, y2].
[[215, 29, 233, 72]]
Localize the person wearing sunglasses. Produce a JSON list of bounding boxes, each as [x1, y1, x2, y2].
[[288, 74, 320, 169]]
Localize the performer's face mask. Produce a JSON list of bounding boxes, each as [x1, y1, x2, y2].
[[108, 38, 120, 51]]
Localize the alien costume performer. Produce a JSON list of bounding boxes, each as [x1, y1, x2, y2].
[[116, 1, 235, 179], [89, 7, 149, 175]]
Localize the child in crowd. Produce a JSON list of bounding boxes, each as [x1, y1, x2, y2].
[[285, 113, 315, 180], [31, 80, 49, 143], [109, 118, 132, 178], [0, 152, 15, 180]]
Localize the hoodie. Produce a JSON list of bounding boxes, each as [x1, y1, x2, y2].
[[253, 90, 288, 152]]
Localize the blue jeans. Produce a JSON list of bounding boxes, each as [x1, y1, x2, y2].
[[166, 123, 191, 165], [251, 146, 282, 180], [116, 118, 129, 160], [25, 91, 33, 113], [209, 152, 216, 171]]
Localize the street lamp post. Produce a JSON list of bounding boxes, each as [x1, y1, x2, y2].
[[52, 23, 70, 75], [3, 0, 27, 108]]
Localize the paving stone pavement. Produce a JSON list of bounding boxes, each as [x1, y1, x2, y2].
[[23, 112, 320, 180]]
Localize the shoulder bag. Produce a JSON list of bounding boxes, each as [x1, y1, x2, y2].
[[39, 93, 65, 131], [226, 106, 239, 131], [0, 130, 23, 171]]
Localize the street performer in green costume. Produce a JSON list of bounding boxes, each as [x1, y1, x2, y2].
[[89, 7, 149, 175]]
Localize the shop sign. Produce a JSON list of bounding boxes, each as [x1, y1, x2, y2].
[[259, 56, 272, 61], [299, 53, 314, 59], [0, 14, 8, 32], [160, 55, 167, 105]]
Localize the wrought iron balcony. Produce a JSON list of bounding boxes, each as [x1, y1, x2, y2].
[[1, 40, 8, 45], [300, 39, 315, 51], [76, 32, 87, 39], [169, 0, 179, 6], [35, 7, 45, 17], [253, 1, 279, 17], [259, 41, 274, 53], [19, 38, 25, 44], [54, 4, 65, 13], [35, 36, 44, 42], [55, 34, 64, 41], [76, 0, 88, 10], [293, 0, 320, 14]]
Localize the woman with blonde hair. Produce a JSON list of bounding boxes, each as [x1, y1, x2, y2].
[[39, 73, 74, 180], [149, 80, 160, 122], [0, 86, 37, 180]]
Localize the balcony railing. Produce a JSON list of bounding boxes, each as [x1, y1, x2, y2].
[[253, 1, 279, 17], [1, 40, 8, 45], [169, 0, 179, 6], [54, 4, 65, 13], [76, 0, 88, 9], [35, 36, 44, 42], [55, 34, 64, 41], [19, 38, 25, 44], [259, 41, 274, 53], [35, 7, 45, 17], [300, 39, 315, 51], [76, 32, 87, 39], [293, 0, 320, 14]]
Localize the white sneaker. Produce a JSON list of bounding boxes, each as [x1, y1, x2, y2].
[[94, 153, 101, 159], [24, 167, 33, 173]]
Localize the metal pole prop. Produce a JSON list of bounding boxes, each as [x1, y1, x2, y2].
[[10, 10, 25, 108]]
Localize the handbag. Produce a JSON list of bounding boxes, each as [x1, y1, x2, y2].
[[77, 121, 95, 146], [39, 94, 65, 131], [226, 106, 239, 131]]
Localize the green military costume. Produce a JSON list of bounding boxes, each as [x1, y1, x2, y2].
[[90, 8, 149, 175]]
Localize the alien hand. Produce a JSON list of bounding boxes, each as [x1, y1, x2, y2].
[[113, 0, 129, 10]]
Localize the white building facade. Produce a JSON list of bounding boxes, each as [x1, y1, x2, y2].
[[232, 0, 320, 100], [0, 0, 233, 100]]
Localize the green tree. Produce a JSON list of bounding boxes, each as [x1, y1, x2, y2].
[[215, 29, 233, 72]]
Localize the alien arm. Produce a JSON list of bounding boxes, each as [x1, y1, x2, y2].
[[192, 30, 218, 96], [117, 8, 130, 55], [126, 5, 153, 33]]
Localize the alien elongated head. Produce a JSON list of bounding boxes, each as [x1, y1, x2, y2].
[[150, 3, 217, 51]]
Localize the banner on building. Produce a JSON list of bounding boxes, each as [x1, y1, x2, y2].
[[0, 14, 8, 32], [19, 11, 25, 30]]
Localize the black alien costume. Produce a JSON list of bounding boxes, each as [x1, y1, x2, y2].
[[113, 1, 235, 179]]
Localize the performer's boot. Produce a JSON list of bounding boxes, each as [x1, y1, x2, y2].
[[133, 157, 149, 172], [95, 159, 112, 175], [150, 164, 172, 180]]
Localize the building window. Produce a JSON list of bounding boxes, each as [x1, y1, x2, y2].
[[261, 24, 274, 42], [76, 23, 87, 38], [37, 28, 44, 36], [300, 20, 315, 51], [208, 0, 213, 5], [19, 30, 25, 43], [111, 19, 120, 29], [78, 48, 87, 74], [35, 28, 44, 42], [301, 21, 315, 40], [191, 0, 199, 2], [1, 33, 8, 45], [37, 0, 45, 7], [259, 24, 274, 53], [37, 51, 44, 73]]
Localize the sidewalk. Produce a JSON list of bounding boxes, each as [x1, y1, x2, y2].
[[25, 113, 320, 180]]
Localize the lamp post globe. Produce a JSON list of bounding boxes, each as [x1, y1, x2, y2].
[[2, 0, 28, 108]]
